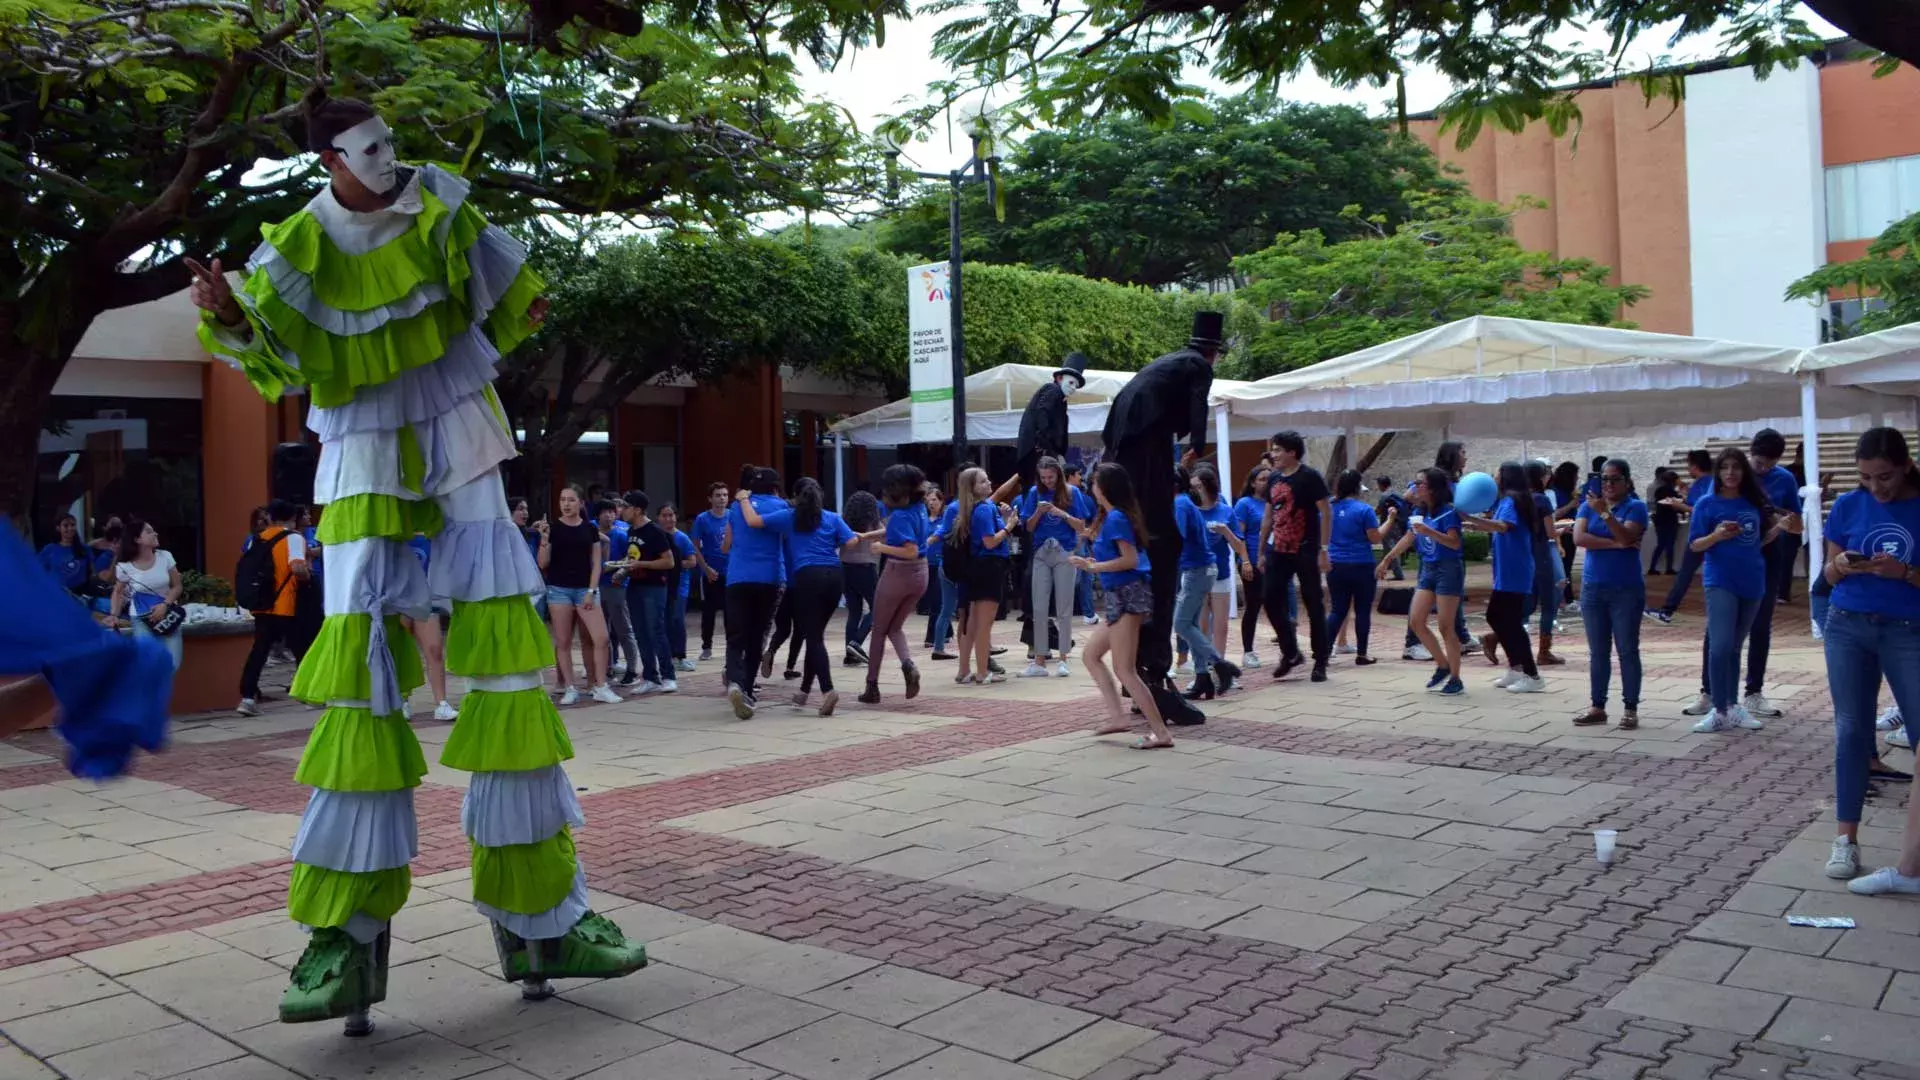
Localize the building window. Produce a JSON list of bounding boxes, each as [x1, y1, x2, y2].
[[1822, 296, 1891, 342], [1827, 155, 1920, 242], [35, 396, 204, 571]]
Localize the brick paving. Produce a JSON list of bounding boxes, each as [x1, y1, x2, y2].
[[5, 593, 1920, 1080]]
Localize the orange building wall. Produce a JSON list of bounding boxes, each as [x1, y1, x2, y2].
[[680, 369, 783, 501], [201, 362, 278, 580], [1821, 60, 1920, 166]]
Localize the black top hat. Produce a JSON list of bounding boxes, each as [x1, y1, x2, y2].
[[1188, 311, 1226, 350], [1053, 352, 1090, 383]]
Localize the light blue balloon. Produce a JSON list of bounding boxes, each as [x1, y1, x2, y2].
[[1455, 471, 1498, 514]]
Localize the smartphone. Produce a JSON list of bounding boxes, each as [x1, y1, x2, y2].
[[1844, 551, 1867, 562]]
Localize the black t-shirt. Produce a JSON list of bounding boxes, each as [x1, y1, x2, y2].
[[625, 520, 672, 587], [1651, 482, 1680, 528], [545, 519, 600, 587], [1266, 465, 1331, 554]]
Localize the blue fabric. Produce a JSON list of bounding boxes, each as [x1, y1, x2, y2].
[[927, 503, 956, 566], [1230, 495, 1265, 553], [407, 533, 430, 573], [1174, 565, 1219, 669], [693, 510, 730, 576], [38, 544, 90, 590], [1093, 509, 1151, 588], [1826, 608, 1920, 825], [761, 508, 857, 571], [1705, 587, 1761, 711], [1580, 581, 1645, 709], [1327, 498, 1380, 565], [1576, 497, 1648, 588], [1826, 489, 1920, 619], [671, 531, 695, 598], [885, 502, 931, 555], [0, 519, 171, 779], [1686, 478, 1712, 507], [631, 582, 672, 683], [969, 502, 1009, 560], [1175, 495, 1213, 571], [727, 496, 789, 585], [1489, 497, 1534, 594], [930, 574, 958, 651], [1417, 558, 1465, 597], [1021, 485, 1090, 550], [668, 588, 689, 658], [1200, 500, 1234, 578], [546, 584, 590, 606], [1760, 464, 1802, 514], [1690, 494, 1767, 600], [303, 526, 323, 588], [1415, 506, 1462, 564], [1075, 566, 1094, 618]]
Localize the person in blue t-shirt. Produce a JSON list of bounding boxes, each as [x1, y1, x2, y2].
[[1170, 465, 1221, 693], [1738, 428, 1806, 721], [692, 482, 731, 661], [1019, 458, 1094, 677], [923, 487, 961, 658], [1464, 463, 1542, 694], [1232, 464, 1272, 667], [951, 466, 1015, 684], [857, 464, 934, 704], [1651, 449, 1715, 621], [1066, 465, 1099, 624], [1818, 428, 1920, 893], [595, 499, 639, 685], [38, 514, 92, 595], [1181, 464, 1249, 698], [1687, 448, 1782, 734], [723, 466, 790, 718], [662, 505, 698, 673], [1570, 460, 1650, 727], [738, 477, 877, 716], [1322, 470, 1389, 667], [1378, 467, 1465, 695], [1071, 462, 1173, 750]]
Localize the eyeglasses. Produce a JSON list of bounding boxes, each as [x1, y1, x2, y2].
[[1603, 475, 1628, 484]]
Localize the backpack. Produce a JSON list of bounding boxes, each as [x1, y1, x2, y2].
[[941, 527, 972, 584], [235, 528, 293, 612]]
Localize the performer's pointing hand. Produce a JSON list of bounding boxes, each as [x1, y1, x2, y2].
[[185, 257, 243, 327]]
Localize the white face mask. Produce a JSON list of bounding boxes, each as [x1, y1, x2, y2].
[[1060, 375, 1083, 398], [330, 116, 398, 195]]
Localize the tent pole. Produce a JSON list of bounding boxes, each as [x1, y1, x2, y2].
[[1799, 375, 1822, 637], [1215, 404, 1237, 621], [834, 432, 846, 509], [1343, 421, 1358, 473]]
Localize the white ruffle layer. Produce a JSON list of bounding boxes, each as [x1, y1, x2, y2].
[[431, 469, 543, 604], [314, 389, 516, 505], [461, 765, 585, 849], [307, 326, 500, 441], [291, 788, 419, 874], [253, 239, 453, 338], [478, 866, 591, 941], [463, 226, 530, 316], [321, 536, 431, 621]]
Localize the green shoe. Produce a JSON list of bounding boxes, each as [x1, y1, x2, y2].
[[497, 912, 648, 983], [280, 927, 376, 1025]]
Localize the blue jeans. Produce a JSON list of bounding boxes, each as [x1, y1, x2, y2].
[[1075, 568, 1095, 619], [669, 590, 689, 659], [1659, 546, 1703, 615], [1174, 566, 1219, 670], [1580, 581, 1646, 710], [930, 574, 958, 651], [1826, 608, 1920, 825], [630, 585, 672, 683], [843, 562, 877, 650], [1705, 588, 1761, 712]]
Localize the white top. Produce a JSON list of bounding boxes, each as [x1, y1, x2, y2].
[[117, 550, 177, 613]]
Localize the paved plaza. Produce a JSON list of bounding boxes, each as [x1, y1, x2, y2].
[[4, 592, 1920, 1080]]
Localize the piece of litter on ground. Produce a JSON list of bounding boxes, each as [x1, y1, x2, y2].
[[1786, 915, 1856, 929]]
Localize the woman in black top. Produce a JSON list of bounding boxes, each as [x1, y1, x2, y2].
[[536, 485, 620, 705], [1648, 467, 1681, 575]]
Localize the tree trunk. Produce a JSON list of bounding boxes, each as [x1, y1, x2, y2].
[[1353, 432, 1395, 477], [0, 289, 101, 524]]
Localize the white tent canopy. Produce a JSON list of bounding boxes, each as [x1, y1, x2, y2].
[[1803, 322, 1920, 404]]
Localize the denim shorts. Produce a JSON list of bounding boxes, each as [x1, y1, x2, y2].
[[1417, 559, 1465, 598], [1104, 578, 1154, 623], [546, 584, 592, 607]]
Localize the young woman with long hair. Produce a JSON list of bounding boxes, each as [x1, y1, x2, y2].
[[1232, 463, 1270, 668], [1572, 459, 1650, 728], [1378, 468, 1465, 695], [537, 485, 620, 705], [1551, 461, 1582, 603], [1020, 457, 1092, 677], [840, 487, 882, 666], [737, 477, 873, 716], [950, 466, 1014, 684], [1186, 464, 1248, 694], [1074, 463, 1174, 749], [37, 513, 92, 597], [924, 486, 960, 658], [109, 518, 184, 671], [1324, 469, 1389, 666], [1465, 462, 1543, 694], [860, 464, 933, 703], [725, 466, 789, 718], [1687, 448, 1778, 733], [1523, 462, 1566, 666]]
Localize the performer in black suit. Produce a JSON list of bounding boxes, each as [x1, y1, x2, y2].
[[1102, 312, 1226, 723], [992, 352, 1088, 505]]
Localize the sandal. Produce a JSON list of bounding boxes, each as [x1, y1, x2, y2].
[[1572, 708, 1608, 727], [1129, 734, 1174, 750], [1618, 710, 1639, 731], [1092, 723, 1135, 736], [1537, 650, 1565, 666]]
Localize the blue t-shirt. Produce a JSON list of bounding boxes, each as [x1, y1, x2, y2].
[[1327, 498, 1380, 565], [884, 503, 931, 558], [303, 526, 323, 583], [407, 534, 431, 573], [727, 496, 790, 585], [38, 544, 90, 590], [606, 520, 630, 565], [693, 510, 730, 576], [1200, 501, 1234, 578], [762, 508, 856, 571], [970, 502, 1009, 560], [671, 530, 695, 597], [927, 503, 956, 566], [1488, 497, 1535, 593], [1415, 505, 1462, 563], [1576, 497, 1649, 588], [1686, 476, 1712, 507], [1230, 496, 1265, 557], [1021, 485, 1091, 550], [1175, 494, 1213, 571], [1093, 509, 1151, 588], [1827, 489, 1920, 618], [1690, 494, 1767, 599], [1760, 464, 1802, 517]]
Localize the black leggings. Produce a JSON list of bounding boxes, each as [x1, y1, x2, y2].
[[766, 588, 800, 673], [724, 582, 781, 697], [791, 565, 843, 694], [1324, 563, 1376, 657], [700, 574, 725, 650], [1241, 568, 1263, 654], [1485, 589, 1537, 678]]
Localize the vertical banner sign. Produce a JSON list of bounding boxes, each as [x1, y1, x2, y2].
[[907, 262, 954, 442]]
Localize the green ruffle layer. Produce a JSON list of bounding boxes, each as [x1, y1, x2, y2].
[[291, 613, 425, 706], [483, 264, 544, 359], [438, 688, 573, 774], [196, 313, 304, 402], [246, 283, 475, 409], [471, 829, 577, 916], [444, 596, 553, 677], [315, 494, 443, 545], [259, 190, 467, 313], [295, 707, 428, 792], [288, 864, 411, 929]]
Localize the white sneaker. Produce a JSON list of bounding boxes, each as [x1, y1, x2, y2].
[[1879, 705, 1903, 731], [1690, 711, 1726, 734], [1175, 659, 1195, 676], [590, 684, 622, 705], [1335, 644, 1357, 656], [1730, 704, 1764, 730], [433, 700, 457, 721], [609, 662, 627, 679], [660, 679, 678, 693], [1242, 651, 1262, 669], [1082, 615, 1100, 626], [559, 686, 580, 706], [1681, 692, 1714, 717], [1850, 867, 1920, 895], [678, 658, 697, 672], [1493, 670, 1518, 689], [728, 684, 756, 720], [633, 681, 662, 696], [1812, 622, 1824, 641], [236, 698, 260, 717], [1052, 659, 1071, 678], [1743, 692, 1783, 719], [1827, 837, 1861, 880], [1019, 661, 1050, 678], [1404, 644, 1432, 661], [1890, 726, 1913, 749], [699, 649, 713, 661], [1505, 675, 1546, 694]]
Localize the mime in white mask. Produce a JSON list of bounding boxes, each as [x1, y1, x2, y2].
[[994, 351, 1091, 505]]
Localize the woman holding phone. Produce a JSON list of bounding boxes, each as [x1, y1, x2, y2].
[[1686, 449, 1777, 734]]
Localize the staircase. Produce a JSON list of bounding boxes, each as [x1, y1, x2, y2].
[[1665, 433, 1858, 486]]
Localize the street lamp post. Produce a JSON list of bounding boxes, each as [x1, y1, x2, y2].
[[885, 134, 998, 467]]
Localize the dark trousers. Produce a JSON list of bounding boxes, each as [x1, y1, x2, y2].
[[792, 565, 843, 694], [700, 573, 726, 650], [1649, 520, 1680, 574], [241, 613, 299, 699], [1111, 436, 1180, 681], [724, 582, 781, 697], [1264, 550, 1328, 666], [1695, 543, 1788, 697], [1325, 563, 1376, 657], [843, 562, 877, 650], [630, 585, 672, 683], [1661, 547, 1703, 615], [1485, 589, 1537, 678], [1241, 568, 1264, 654], [766, 588, 799, 673]]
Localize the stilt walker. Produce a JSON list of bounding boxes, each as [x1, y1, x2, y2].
[[191, 98, 646, 1036]]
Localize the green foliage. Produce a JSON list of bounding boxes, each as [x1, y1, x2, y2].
[[1228, 194, 1647, 379], [180, 571, 235, 608], [1462, 532, 1491, 563], [877, 94, 1456, 289], [1787, 210, 1920, 337]]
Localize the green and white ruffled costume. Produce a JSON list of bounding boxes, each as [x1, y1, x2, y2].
[[199, 163, 645, 1030]]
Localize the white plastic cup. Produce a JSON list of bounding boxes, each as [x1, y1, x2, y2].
[[1409, 515, 1426, 527], [1594, 829, 1618, 864]]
